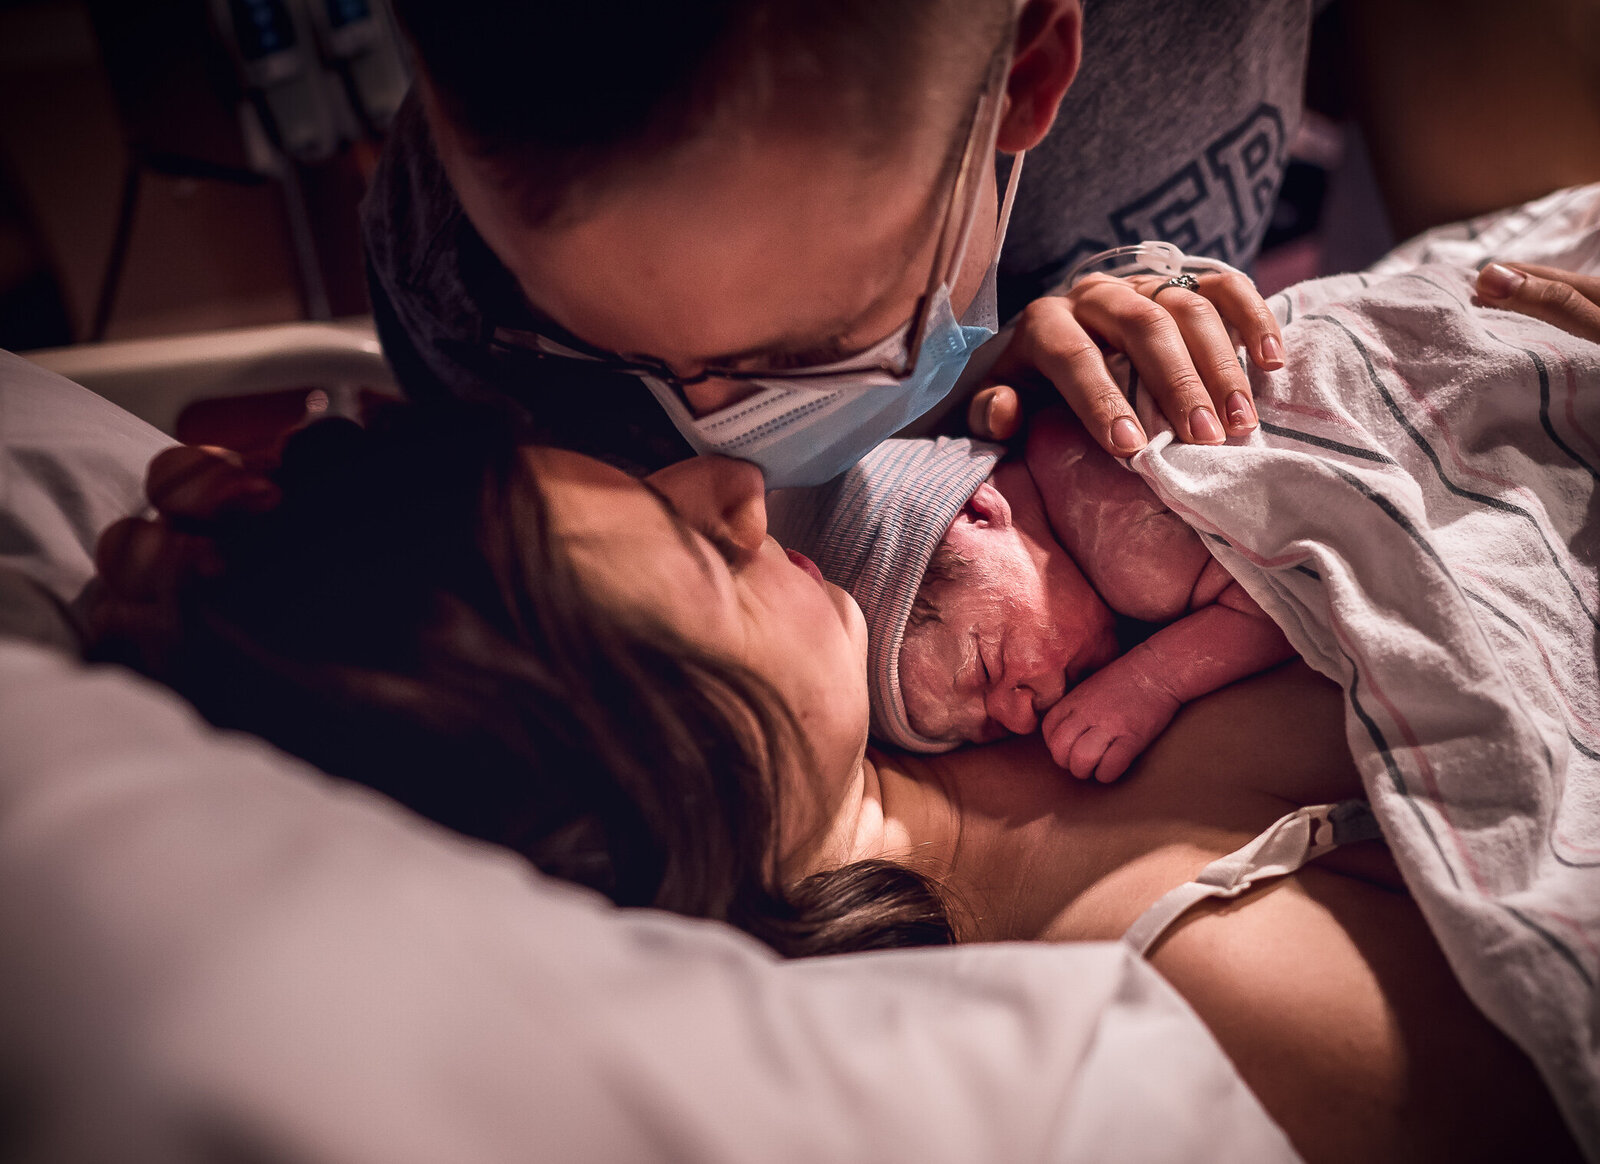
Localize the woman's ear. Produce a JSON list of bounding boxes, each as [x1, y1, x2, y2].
[[997, 0, 1082, 153], [963, 480, 1014, 530]]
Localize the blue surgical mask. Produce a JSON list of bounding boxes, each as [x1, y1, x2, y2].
[[639, 153, 1025, 489]]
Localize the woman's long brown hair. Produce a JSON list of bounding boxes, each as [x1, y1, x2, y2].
[[93, 407, 952, 956]]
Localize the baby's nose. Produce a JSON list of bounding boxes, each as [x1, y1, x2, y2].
[[986, 685, 1041, 736], [986, 668, 1068, 737]]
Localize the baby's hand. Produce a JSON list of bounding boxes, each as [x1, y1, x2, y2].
[[1040, 662, 1181, 783]]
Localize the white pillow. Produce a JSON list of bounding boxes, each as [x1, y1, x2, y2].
[[0, 349, 174, 645]]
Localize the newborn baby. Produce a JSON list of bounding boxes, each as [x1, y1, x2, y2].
[[771, 410, 1292, 781]]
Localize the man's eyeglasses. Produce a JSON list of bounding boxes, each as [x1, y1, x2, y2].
[[491, 41, 1014, 397]]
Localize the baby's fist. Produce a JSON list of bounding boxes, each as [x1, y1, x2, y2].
[[1041, 665, 1180, 783]]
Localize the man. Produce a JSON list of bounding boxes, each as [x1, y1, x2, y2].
[[771, 410, 1292, 782], [364, 0, 1302, 480]]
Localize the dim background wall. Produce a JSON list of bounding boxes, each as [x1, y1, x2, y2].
[[0, 0, 371, 350], [2, 0, 1597, 356]]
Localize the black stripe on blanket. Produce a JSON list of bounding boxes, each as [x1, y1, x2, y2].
[[1505, 905, 1595, 989], [1307, 309, 1600, 631], [1319, 490, 1594, 977], [1257, 421, 1395, 465], [1401, 269, 1600, 483], [1294, 463, 1596, 974]]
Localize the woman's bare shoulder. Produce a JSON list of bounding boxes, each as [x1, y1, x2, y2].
[[1145, 868, 1578, 1163]]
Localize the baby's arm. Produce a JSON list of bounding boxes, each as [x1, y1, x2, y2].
[[1042, 577, 1295, 782], [1024, 408, 1210, 621]]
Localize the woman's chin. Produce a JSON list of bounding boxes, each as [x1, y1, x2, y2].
[[832, 584, 870, 659]]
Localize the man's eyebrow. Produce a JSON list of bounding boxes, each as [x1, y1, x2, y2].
[[640, 479, 717, 583]]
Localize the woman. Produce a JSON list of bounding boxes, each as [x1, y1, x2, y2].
[[92, 407, 1578, 1163]]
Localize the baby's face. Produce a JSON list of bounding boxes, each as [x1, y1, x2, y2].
[[898, 474, 1119, 745]]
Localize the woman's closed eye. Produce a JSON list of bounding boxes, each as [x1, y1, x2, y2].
[[642, 482, 733, 577], [642, 480, 757, 573], [703, 530, 748, 567]]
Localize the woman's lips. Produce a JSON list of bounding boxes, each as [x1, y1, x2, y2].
[[786, 547, 826, 585]]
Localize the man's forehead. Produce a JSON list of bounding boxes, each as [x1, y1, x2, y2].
[[449, 114, 956, 365]]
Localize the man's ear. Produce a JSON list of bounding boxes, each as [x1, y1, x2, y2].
[[962, 479, 1014, 530], [997, 0, 1082, 153]]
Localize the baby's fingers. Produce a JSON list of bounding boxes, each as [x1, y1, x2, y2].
[[1043, 703, 1099, 780], [1088, 735, 1141, 784]]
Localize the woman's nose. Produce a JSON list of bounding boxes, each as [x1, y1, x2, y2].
[[646, 455, 768, 563]]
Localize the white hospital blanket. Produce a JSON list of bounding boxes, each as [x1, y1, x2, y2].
[[1126, 226, 1600, 1155]]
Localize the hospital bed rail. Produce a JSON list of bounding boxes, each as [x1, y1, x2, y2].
[[21, 318, 399, 436]]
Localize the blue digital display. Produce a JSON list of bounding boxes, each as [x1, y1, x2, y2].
[[229, 0, 297, 60], [325, 0, 372, 30]]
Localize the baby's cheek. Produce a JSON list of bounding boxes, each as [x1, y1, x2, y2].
[[897, 640, 955, 738]]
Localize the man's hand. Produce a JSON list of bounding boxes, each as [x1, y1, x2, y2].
[[1476, 262, 1600, 343], [969, 269, 1285, 455]]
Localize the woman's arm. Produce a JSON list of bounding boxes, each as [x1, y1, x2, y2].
[[1146, 866, 1579, 1164]]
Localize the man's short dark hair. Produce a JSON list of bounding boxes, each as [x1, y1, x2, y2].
[[392, 0, 1010, 226]]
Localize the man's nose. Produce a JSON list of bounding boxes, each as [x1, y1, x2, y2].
[[647, 455, 768, 564], [681, 376, 762, 418]]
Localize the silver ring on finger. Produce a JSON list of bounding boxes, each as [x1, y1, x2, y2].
[[1152, 273, 1201, 301]]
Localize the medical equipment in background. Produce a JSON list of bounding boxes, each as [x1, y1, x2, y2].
[[1060, 241, 1251, 291], [84, 0, 410, 338], [209, 0, 409, 160], [305, 0, 410, 140]]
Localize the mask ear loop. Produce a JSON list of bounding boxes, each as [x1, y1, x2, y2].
[[1060, 240, 1245, 291], [995, 150, 1024, 246]]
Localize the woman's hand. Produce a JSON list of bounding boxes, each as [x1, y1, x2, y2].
[[1476, 262, 1600, 342], [87, 445, 278, 657], [968, 269, 1285, 455]]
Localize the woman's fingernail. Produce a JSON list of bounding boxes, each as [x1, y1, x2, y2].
[[1260, 334, 1284, 368], [1480, 262, 1526, 299], [1189, 406, 1224, 443], [1110, 416, 1146, 454], [982, 393, 1000, 435], [1225, 391, 1256, 429]]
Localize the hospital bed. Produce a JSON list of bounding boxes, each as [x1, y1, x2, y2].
[[0, 324, 1294, 1162]]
